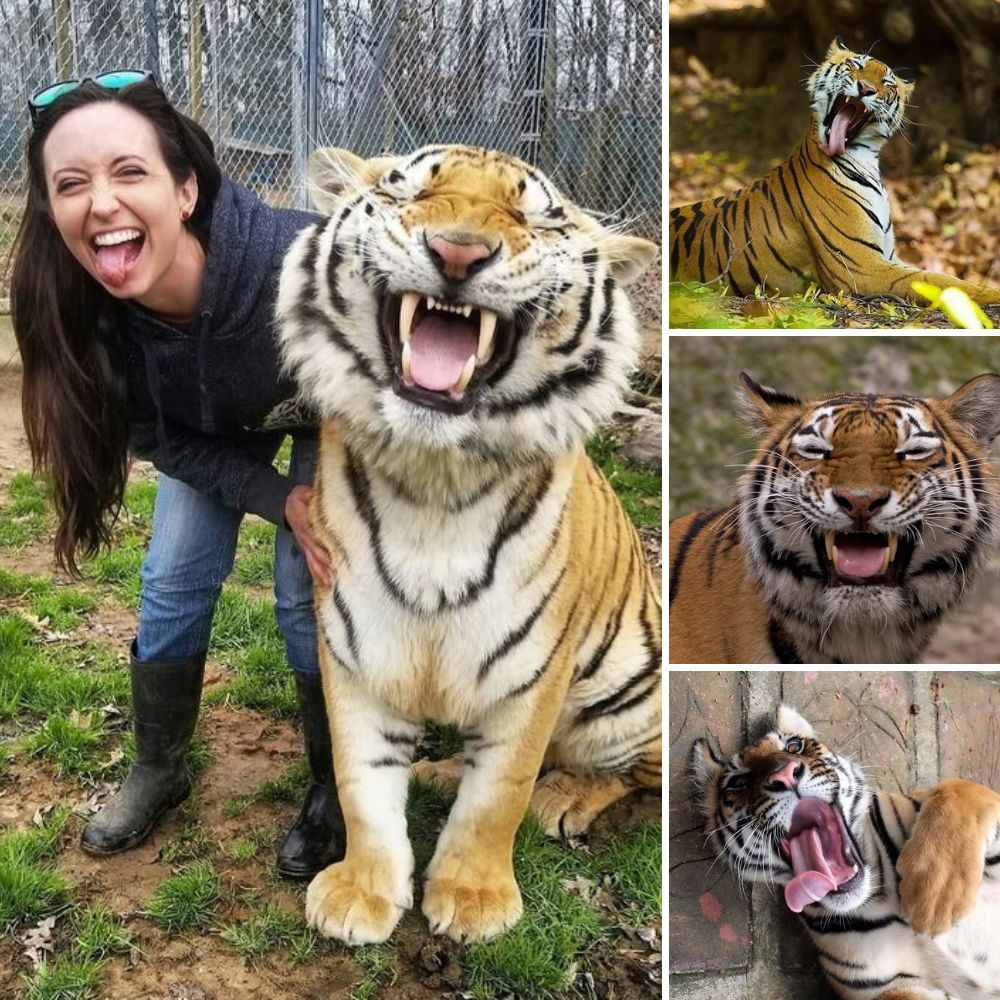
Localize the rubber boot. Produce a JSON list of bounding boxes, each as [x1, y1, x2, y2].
[[80, 641, 205, 855], [276, 673, 347, 879]]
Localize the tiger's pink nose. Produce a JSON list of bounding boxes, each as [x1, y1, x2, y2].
[[858, 80, 876, 96], [425, 232, 496, 282], [766, 760, 803, 791]]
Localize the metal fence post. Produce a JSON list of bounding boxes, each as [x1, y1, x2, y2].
[[144, 0, 161, 77], [519, 0, 548, 167]]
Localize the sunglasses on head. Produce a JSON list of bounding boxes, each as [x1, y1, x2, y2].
[[29, 70, 156, 125]]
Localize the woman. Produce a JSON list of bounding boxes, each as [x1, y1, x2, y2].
[[11, 72, 342, 880]]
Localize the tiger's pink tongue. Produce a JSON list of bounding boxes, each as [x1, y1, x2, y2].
[[785, 828, 838, 912], [409, 316, 478, 392], [94, 241, 140, 288], [835, 536, 886, 578], [820, 107, 853, 157]]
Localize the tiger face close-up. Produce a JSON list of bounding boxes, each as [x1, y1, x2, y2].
[[277, 145, 662, 944], [691, 705, 1000, 1000], [668, 37, 1000, 306], [669, 372, 1000, 664]]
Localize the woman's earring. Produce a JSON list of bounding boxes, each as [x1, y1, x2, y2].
[[181, 207, 191, 222]]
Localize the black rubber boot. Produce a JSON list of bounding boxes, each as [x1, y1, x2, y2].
[[80, 641, 205, 856], [276, 673, 347, 880]]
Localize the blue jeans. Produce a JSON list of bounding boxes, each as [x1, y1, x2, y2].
[[136, 434, 319, 677]]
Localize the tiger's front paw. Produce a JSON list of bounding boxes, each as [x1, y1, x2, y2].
[[306, 855, 411, 944], [898, 779, 1000, 935], [422, 853, 523, 942], [530, 769, 631, 838]]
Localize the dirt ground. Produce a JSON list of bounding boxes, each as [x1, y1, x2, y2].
[[0, 368, 662, 999]]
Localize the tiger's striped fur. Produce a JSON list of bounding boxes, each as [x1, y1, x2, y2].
[[669, 37, 1000, 305], [691, 705, 1000, 1000], [669, 372, 1000, 664], [276, 145, 661, 944]]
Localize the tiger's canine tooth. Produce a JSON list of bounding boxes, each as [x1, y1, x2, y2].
[[401, 341, 414, 384], [452, 354, 476, 396], [824, 530, 835, 564], [888, 532, 898, 563], [478, 308, 498, 364], [399, 292, 420, 344]]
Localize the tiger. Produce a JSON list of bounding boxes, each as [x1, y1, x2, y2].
[[690, 704, 1000, 1000], [276, 144, 662, 944], [669, 36, 1000, 306], [669, 371, 1000, 664]]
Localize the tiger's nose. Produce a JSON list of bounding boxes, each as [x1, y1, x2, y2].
[[833, 489, 890, 527], [857, 80, 876, 97], [424, 231, 498, 282], [766, 760, 804, 792]]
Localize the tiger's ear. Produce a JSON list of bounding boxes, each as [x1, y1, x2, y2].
[[827, 35, 852, 59], [689, 737, 725, 804], [737, 372, 803, 434], [894, 67, 917, 84], [606, 234, 659, 285], [939, 373, 1000, 446], [775, 705, 815, 738], [308, 147, 402, 213]]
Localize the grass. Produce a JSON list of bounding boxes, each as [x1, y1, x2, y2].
[[146, 860, 221, 932], [20, 711, 106, 777], [220, 902, 315, 961], [0, 808, 71, 931], [0, 474, 52, 548], [352, 944, 394, 999], [235, 521, 277, 587], [72, 904, 135, 961], [21, 958, 104, 1000], [593, 821, 661, 924], [587, 434, 662, 529], [226, 825, 277, 862]]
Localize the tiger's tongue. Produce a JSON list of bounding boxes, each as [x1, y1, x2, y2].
[[836, 536, 886, 578], [409, 316, 478, 392], [820, 106, 853, 157], [94, 240, 141, 288], [785, 828, 839, 912]]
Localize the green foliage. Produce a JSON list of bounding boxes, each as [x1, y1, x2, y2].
[[72, 904, 135, 961], [147, 860, 221, 931], [83, 533, 145, 606], [21, 957, 104, 1000], [21, 712, 106, 777], [122, 479, 159, 524], [160, 821, 218, 865], [234, 521, 276, 587], [669, 281, 836, 329], [352, 944, 394, 999], [586, 435, 662, 529], [591, 821, 661, 923], [30, 589, 97, 631], [226, 825, 277, 863], [0, 808, 71, 931], [220, 902, 315, 961]]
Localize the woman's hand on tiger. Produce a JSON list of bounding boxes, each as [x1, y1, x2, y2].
[[285, 484, 332, 588]]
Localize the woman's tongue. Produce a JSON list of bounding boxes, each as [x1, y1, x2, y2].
[[409, 315, 478, 392], [94, 239, 142, 287]]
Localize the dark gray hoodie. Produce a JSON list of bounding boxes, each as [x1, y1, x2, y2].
[[122, 176, 318, 526]]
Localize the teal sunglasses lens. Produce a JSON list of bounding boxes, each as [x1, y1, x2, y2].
[[94, 70, 150, 89], [31, 80, 79, 109]]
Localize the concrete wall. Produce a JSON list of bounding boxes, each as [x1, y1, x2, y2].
[[668, 670, 1000, 1000]]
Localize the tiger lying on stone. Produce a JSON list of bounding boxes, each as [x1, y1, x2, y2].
[[669, 37, 1000, 305], [692, 705, 1000, 1000], [277, 145, 661, 943]]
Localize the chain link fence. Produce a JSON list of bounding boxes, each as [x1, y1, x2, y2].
[[0, 0, 661, 303]]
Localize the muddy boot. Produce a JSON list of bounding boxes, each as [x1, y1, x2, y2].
[[80, 641, 205, 855], [276, 673, 347, 880]]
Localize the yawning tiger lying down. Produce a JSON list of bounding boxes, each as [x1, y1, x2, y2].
[[692, 706, 1000, 1000], [277, 145, 661, 943]]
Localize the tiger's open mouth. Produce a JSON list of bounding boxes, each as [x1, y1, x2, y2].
[[779, 799, 864, 912], [820, 95, 873, 157], [815, 530, 913, 587], [379, 292, 517, 414]]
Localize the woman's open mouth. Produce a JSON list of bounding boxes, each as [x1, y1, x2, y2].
[[91, 228, 145, 288], [379, 291, 518, 415], [819, 95, 873, 157]]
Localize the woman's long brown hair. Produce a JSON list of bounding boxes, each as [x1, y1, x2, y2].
[[10, 79, 221, 573]]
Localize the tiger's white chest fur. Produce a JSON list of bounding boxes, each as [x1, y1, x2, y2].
[[314, 433, 576, 726], [834, 144, 895, 259]]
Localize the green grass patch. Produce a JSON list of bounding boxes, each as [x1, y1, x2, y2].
[[253, 760, 309, 804], [72, 903, 135, 961], [0, 808, 71, 931], [352, 944, 394, 999], [592, 821, 661, 923], [406, 779, 455, 878], [21, 711, 106, 777], [21, 957, 104, 1000], [83, 533, 145, 606], [0, 567, 52, 599], [668, 281, 838, 329], [30, 589, 97, 631], [234, 521, 277, 587], [122, 479, 158, 525], [463, 816, 606, 999], [0, 473, 53, 547], [160, 821, 219, 865], [226, 825, 277, 863], [147, 860, 221, 932], [586, 435, 661, 529], [220, 901, 315, 961]]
